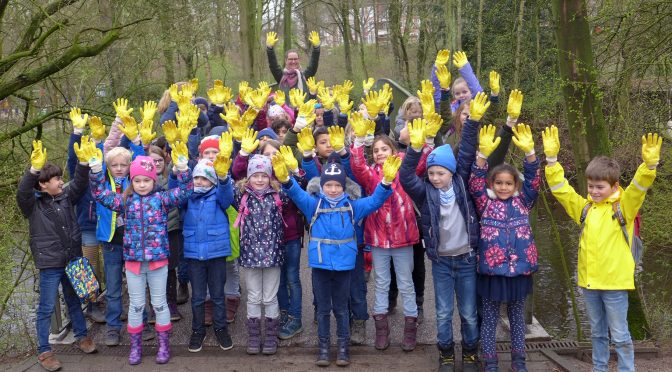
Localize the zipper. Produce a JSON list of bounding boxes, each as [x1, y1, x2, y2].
[[140, 196, 145, 261]]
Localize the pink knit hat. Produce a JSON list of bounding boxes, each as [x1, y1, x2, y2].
[[130, 155, 157, 181]]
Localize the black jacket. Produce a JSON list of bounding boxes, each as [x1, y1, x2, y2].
[[16, 163, 89, 269]]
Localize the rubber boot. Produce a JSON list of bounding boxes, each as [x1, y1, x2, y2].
[[511, 351, 527, 372], [316, 337, 330, 367], [336, 338, 350, 366], [246, 317, 261, 354], [128, 331, 142, 365], [155, 330, 170, 364], [373, 314, 390, 350], [438, 343, 455, 372], [262, 317, 279, 355], [349, 319, 366, 345], [483, 354, 499, 372], [401, 316, 418, 351], [462, 343, 480, 372]]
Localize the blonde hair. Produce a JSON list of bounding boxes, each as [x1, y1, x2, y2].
[[451, 101, 469, 140], [105, 147, 132, 166], [158, 81, 188, 114], [235, 177, 281, 193], [400, 96, 421, 121]]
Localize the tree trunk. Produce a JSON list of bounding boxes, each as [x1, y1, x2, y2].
[[158, 6, 176, 85], [389, 0, 411, 88], [456, 0, 462, 50], [341, 0, 354, 82], [239, 0, 262, 81], [513, 0, 526, 87], [476, 0, 484, 76], [351, 0, 368, 78], [373, 0, 380, 58], [215, 1, 226, 57], [444, 0, 459, 52], [283, 0, 292, 52]]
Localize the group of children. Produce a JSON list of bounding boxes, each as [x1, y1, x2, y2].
[[19, 43, 662, 372]]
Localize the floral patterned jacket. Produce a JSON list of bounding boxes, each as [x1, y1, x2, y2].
[[468, 159, 540, 277]]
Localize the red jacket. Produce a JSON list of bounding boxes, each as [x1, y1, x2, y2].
[[350, 144, 429, 249]]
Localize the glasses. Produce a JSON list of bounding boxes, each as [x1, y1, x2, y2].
[[153, 159, 164, 164]]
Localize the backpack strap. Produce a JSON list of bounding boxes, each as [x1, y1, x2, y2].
[[273, 192, 287, 227], [612, 201, 631, 247], [233, 193, 249, 230]]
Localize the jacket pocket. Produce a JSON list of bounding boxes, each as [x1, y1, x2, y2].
[[207, 227, 228, 236]]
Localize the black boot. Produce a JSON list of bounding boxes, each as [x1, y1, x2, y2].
[[316, 337, 330, 367], [462, 343, 480, 372], [438, 343, 455, 372], [336, 338, 350, 366]]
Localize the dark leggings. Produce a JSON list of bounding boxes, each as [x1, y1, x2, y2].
[[167, 229, 183, 306]]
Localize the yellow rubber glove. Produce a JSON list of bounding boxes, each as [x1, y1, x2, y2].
[[341, 80, 354, 95], [424, 112, 443, 138], [419, 79, 434, 96], [328, 126, 345, 152], [249, 89, 269, 110], [88, 116, 107, 141], [241, 128, 260, 155], [469, 92, 491, 121], [418, 90, 435, 115], [366, 119, 376, 137], [238, 81, 252, 101], [177, 116, 197, 143], [171, 141, 190, 171], [512, 123, 535, 155], [408, 118, 427, 150], [436, 65, 451, 90], [266, 31, 279, 48], [271, 153, 290, 183], [213, 153, 232, 178], [162, 120, 178, 144], [227, 117, 246, 141], [435, 49, 450, 66], [349, 112, 369, 138], [169, 84, 180, 102], [489, 71, 501, 96], [362, 91, 383, 116], [222, 102, 241, 123], [241, 107, 259, 127], [318, 86, 335, 110], [453, 51, 469, 69], [139, 120, 157, 144], [642, 133, 663, 168], [363, 77, 375, 92], [189, 78, 199, 94], [119, 115, 139, 140], [258, 81, 270, 92], [298, 99, 317, 121], [140, 101, 158, 122], [541, 125, 560, 161], [219, 131, 233, 158], [208, 80, 233, 105], [478, 124, 501, 158], [307, 77, 323, 95], [296, 127, 315, 155], [69, 107, 88, 131], [338, 96, 353, 115], [176, 93, 192, 112], [73, 136, 97, 163], [31, 140, 47, 170], [377, 85, 393, 113], [279, 145, 299, 171], [180, 80, 196, 98], [113, 98, 133, 118], [274, 90, 286, 106], [309, 31, 321, 47], [176, 108, 197, 132], [507, 89, 524, 119], [289, 88, 307, 108], [382, 155, 402, 184]]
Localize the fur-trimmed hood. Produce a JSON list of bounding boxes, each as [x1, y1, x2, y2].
[[306, 177, 362, 200]]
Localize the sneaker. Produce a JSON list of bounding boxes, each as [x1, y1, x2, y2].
[[142, 326, 155, 341], [104, 328, 120, 346], [278, 316, 303, 340], [215, 328, 233, 351], [188, 332, 206, 353], [37, 351, 61, 371], [279, 310, 289, 327], [76, 336, 97, 354], [169, 302, 182, 322]]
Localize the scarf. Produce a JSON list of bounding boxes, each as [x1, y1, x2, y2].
[[321, 192, 346, 208], [280, 68, 304, 91], [194, 185, 214, 194], [113, 176, 125, 186], [439, 186, 456, 206]]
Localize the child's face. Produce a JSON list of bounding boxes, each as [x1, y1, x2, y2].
[[453, 82, 472, 102], [201, 148, 219, 162], [459, 109, 469, 125], [194, 176, 214, 188], [406, 103, 422, 121], [322, 180, 344, 198], [587, 179, 618, 203], [107, 155, 130, 178], [427, 165, 453, 190], [262, 146, 278, 157], [149, 153, 165, 174], [249, 172, 270, 190], [372, 140, 393, 165], [492, 171, 516, 200], [40, 176, 64, 196], [275, 126, 288, 143], [315, 108, 325, 126], [315, 134, 333, 157], [132, 175, 155, 196]]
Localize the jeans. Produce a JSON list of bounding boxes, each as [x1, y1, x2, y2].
[[36, 268, 88, 354], [178, 240, 189, 284], [188, 257, 227, 333], [278, 239, 302, 318], [243, 267, 281, 319], [167, 230, 183, 305], [224, 260, 240, 297], [431, 252, 479, 349], [582, 289, 634, 372], [349, 245, 368, 321], [312, 268, 351, 340], [102, 242, 124, 330], [126, 263, 170, 328], [372, 246, 417, 317]]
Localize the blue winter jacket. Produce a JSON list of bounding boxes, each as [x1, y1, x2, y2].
[[67, 133, 97, 232], [283, 178, 392, 270], [181, 177, 233, 261]]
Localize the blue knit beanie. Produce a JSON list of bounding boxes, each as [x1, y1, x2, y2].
[[427, 144, 457, 173], [320, 152, 346, 188], [257, 127, 279, 141], [193, 97, 209, 110]]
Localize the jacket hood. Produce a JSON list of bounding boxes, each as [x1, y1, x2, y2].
[[306, 177, 362, 199]]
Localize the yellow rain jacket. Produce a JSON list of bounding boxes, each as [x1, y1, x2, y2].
[[545, 162, 656, 290]]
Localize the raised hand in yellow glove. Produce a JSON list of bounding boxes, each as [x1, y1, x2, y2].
[[642, 133, 663, 168], [424, 112, 443, 138], [266, 31, 279, 48], [69, 107, 88, 132], [227, 117, 247, 141], [73, 136, 99, 164], [180, 79, 196, 98], [296, 127, 315, 155], [189, 78, 199, 94], [140, 101, 158, 123], [309, 31, 321, 47], [113, 98, 133, 118], [279, 145, 298, 171], [213, 153, 232, 178], [171, 141, 190, 171], [271, 153, 290, 183], [337, 96, 353, 115], [362, 91, 383, 116], [541, 125, 560, 161], [317, 86, 335, 110], [219, 131, 233, 158], [249, 88, 269, 110], [418, 90, 435, 115], [307, 77, 324, 96], [507, 89, 524, 119], [177, 116, 197, 143], [295, 99, 317, 130], [208, 80, 233, 105], [169, 84, 180, 102], [328, 126, 346, 152], [88, 116, 106, 141], [478, 124, 501, 158], [489, 71, 501, 96], [382, 155, 402, 184], [363, 77, 375, 92], [349, 111, 369, 138], [238, 81, 252, 100], [435, 49, 450, 67], [419, 79, 434, 96], [176, 107, 198, 132], [241, 128, 260, 155], [258, 81, 270, 92], [436, 65, 451, 90], [453, 51, 469, 69], [241, 107, 259, 127], [289, 88, 307, 108], [469, 92, 491, 121], [31, 140, 47, 170], [377, 85, 393, 113], [511, 123, 535, 155], [341, 80, 354, 95], [274, 90, 286, 106], [162, 120, 178, 144], [408, 118, 427, 150], [140, 120, 157, 144], [222, 102, 241, 123], [176, 93, 192, 112], [119, 115, 139, 140]]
